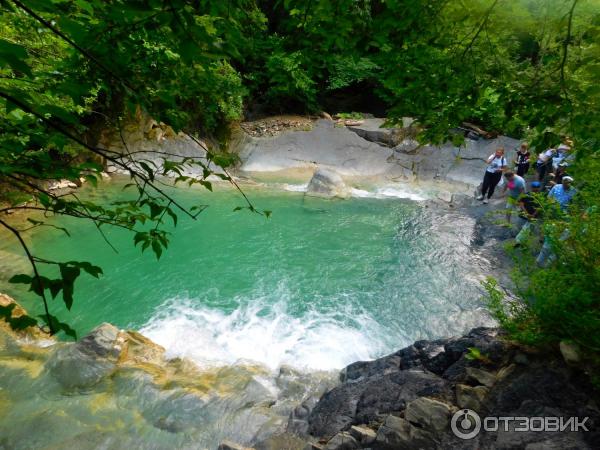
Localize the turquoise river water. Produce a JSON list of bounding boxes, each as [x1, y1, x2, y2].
[[1, 178, 493, 372], [0, 178, 498, 448]]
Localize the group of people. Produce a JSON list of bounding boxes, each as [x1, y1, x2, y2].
[[476, 139, 578, 265]]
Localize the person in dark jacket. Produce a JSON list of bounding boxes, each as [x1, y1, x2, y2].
[[514, 142, 531, 177]]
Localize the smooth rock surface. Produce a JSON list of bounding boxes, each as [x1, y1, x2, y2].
[[306, 168, 349, 198], [237, 119, 518, 192], [323, 432, 360, 450], [46, 323, 122, 389], [404, 397, 453, 432], [348, 425, 376, 445]]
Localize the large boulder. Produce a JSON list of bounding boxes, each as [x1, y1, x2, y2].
[[46, 323, 123, 389], [306, 168, 349, 198], [404, 397, 453, 432]]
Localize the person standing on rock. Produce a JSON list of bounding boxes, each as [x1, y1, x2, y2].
[[535, 146, 555, 181], [548, 176, 577, 211], [503, 171, 526, 224], [477, 147, 507, 204], [514, 142, 531, 177], [515, 181, 542, 246]]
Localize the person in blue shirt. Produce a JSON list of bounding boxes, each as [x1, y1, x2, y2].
[[548, 176, 576, 211]]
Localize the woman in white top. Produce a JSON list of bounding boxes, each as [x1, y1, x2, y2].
[[477, 148, 507, 204]]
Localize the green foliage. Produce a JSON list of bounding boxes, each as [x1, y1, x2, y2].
[[336, 112, 363, 120], [465, 347, 492, 365], [264, 48, 317, 110], [1, 0, 599, 344], [327, 56, 379, 91], [0, 0, 268, 336]]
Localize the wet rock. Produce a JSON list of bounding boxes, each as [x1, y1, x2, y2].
[[306, 168, 349, 198], [119, 330, 165, 367], [456, 384, 488, 411], [374, 415, 436, 450], [46, 323, 122, 389], [288, 396, 320, 435], [559, 341, 581, 365], [349, 425, 376, 445], [404, 397, 453, 432]]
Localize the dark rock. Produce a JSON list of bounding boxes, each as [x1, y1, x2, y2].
[[308, 370, 447, 439], [323, 432, 360, 450], [308, 326, 600, 450], [288, 396, 321, 435], [404, 397, 453, 432], [373, 415, 436, 450], [341, 355, 402, 383]]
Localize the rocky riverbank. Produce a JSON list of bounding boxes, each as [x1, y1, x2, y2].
[[2, 292, 597, 450], [293, 328, 600, 450], [0, 294, 336, 450]]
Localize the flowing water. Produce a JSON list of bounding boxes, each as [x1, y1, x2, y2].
[[0, 178, 495, 448]]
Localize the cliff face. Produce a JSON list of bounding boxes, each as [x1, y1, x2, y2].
[[296, 328, 600, 450]]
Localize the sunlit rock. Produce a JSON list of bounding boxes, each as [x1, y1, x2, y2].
[[46, 323, 122, 389], [306, 168, 349, 199]]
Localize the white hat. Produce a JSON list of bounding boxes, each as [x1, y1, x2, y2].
[[562, 176, 574, 183]]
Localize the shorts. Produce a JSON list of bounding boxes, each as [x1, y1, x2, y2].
[[506, 197, 519, 211]]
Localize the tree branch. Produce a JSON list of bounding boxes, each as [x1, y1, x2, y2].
[[0, 217, 54, 333]]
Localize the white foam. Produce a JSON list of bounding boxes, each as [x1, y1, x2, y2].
[[282, 183, 309, 192], [140, 295, 389, 372], [350, 186, 427, 201]]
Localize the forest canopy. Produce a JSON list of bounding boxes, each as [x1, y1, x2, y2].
[[0, 0, 599, 360]]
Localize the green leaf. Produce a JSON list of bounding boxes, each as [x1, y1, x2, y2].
[[8, 274, 32, 284], [166, 208, 178, 226], [151, 240, 162, 260], [0, 38, 32, 77], [39, 314, 77, 340]]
